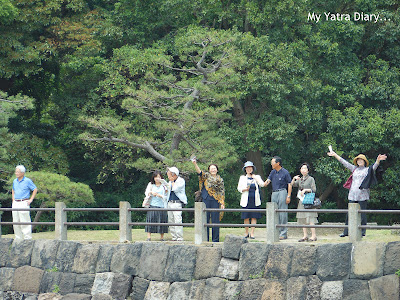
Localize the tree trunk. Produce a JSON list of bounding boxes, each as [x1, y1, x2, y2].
[[319, 181, 335, 203], [32, 201, 47, 231]]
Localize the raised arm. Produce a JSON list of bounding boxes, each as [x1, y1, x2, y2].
[[192, 158, 202, 174], [328, 150, 355, 171], [373, 154, 387, 170]]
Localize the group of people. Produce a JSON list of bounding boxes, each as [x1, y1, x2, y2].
[[10, 149, 386, 242], [144, 150, 387, 242]]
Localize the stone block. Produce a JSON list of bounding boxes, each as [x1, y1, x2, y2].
[[54, 241, 80, 272], [194, 247, 222, 279], [188, 280, 206, 299], [342, 279, 371, 300], [316, 243, 351, 281], [320, 281, 343, 300], [216, 258, 239, 280], [383, 241, 400, 275], [39, 271, 62, 293], [305, 275, 322, 300], [31, 240, 60, 270], [1, 291, 38, 300], [290, 246, 317, 277], [351, 242, 385, 279], [61, 293, 91, 300], [0, 239, 13, 267], [110, 243, 142, 276], [12, 266, 44, 293], [72, 244, 100, 274], [91, 272, 132, 300], [286, 276, 306, 300], [223, 281, 243, 300], [130, 277, 150, 300], [91, 295, 113, 300], [144, 281, 170, 300], [167, 281, 192, 300], [261, 280, 285, 300], [138, 243, 169, 281], [58, 273, 76, 295], [73, 274, 95, 294], [0, 268, 14, 291], [264, 245, 294, 280], [369, 274, 399, 300], [96, 244, 117, 273], [201, 277, 225, 300], [239, 279, 267, 300], [163, 245, 197, 282], [222, 235, 247, 260], [239, 243, 270, 280], [7, 239, 34, 268], [38, 293, 63, 300]]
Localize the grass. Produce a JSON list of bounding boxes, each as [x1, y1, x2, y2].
[[2, 227, 400, 244]]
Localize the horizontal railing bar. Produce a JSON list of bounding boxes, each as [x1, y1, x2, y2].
[[0, 208, 55, 212], [359, 210, 400, 214], [129, 208, 195, 212], [63, 208, 120, 212], [205, 223, 266, 228], [277, 224, 348, 228], [205, 208, 266, 213], [64, 222, 119, 226], [0, 222, 55, 225], [129, 222, 194, 227], [277, 209, 348, 213], [359, 225, 400, 230]]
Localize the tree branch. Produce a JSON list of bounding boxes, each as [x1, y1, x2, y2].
[[85, 136, 167, 161]]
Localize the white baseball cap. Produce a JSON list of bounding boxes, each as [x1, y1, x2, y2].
[[167, 167, 179, 176]]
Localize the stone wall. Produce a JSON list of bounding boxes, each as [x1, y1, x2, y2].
[[0, 235, 399, 300]]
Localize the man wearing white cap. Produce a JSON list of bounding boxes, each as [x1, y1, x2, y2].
[[12, 165, 37, 240], [166, 167, 187, 241]]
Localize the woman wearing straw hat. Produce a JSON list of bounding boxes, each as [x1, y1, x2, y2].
[[237, 161, 266, 239], [328, 150, 387, 237]]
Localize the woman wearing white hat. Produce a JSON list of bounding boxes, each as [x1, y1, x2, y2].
[[328, 150, 387, 237], [237, 161, 266, 239]]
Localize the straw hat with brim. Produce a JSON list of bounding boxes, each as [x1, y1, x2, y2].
[[353, 154, 369, 166], [242, 161, 256, 172]]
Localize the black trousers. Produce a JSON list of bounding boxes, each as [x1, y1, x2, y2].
[[204, 197, 220, 242], [343, 200, 367, 235]]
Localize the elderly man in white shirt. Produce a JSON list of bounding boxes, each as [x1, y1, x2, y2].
[[165, 167, 187, 241]]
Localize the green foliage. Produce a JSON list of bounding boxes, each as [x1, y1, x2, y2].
[[0, 0, 18, 24], [80, 25, 244, 175]]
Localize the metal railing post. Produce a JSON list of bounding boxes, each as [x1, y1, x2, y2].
[[55, 202, 67, 240], [194, 202, 207, 244], [348, 203, 362, 242], [266, 202, 279, 243], [119, 201, 132, 243]]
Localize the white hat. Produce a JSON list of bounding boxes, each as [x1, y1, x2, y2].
[[242, 161, 256, 172], [168, 167, 180, 176]]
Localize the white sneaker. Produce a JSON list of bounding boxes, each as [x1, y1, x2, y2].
[[176, 238, 184, 241]]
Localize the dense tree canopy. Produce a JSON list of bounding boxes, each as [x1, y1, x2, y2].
[[1, 0, 400, 229]]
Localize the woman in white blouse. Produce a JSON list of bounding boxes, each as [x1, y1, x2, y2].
[[237, 161, 266, 239]]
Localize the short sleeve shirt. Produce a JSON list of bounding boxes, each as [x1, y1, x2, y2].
[[13, 177, 37, 199], [268, 168, 291, 191]]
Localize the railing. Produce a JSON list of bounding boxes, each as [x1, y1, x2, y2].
[[1, 202, 400, 244]]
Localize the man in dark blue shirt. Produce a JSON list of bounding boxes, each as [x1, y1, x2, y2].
[[265, 156, 292, 239]]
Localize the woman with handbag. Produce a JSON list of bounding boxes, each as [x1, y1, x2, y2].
[[237, 161, 266, 239], [291, 163, 318, 242], [192, 158, 225, 242], [144, 170, 168, 241], [328, 150, 387, 237]]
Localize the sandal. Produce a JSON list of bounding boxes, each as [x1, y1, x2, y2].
[[309, 237, 317, 242], [298, 237, 309, 242]]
